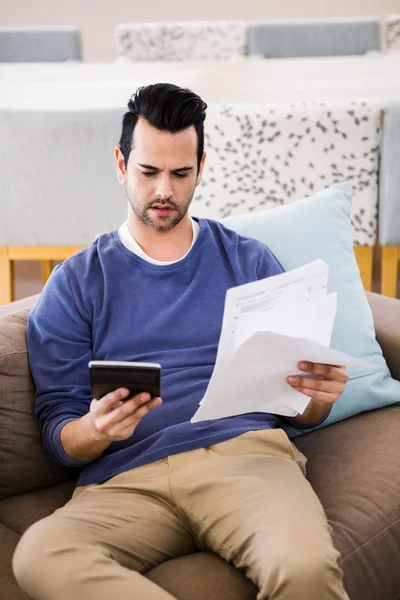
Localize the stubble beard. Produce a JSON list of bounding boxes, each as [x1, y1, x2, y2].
[[126, 188, 196, 233]]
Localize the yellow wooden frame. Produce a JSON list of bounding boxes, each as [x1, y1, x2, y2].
[[0, 247, 13, 306], [7, 246, 85, 261], [353, 246, 373, 293], [0, 246, 85, 305], [0, 244, 376, 307], [381, 246, 400, 298]]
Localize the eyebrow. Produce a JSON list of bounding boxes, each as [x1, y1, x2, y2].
[[138, 163, 193, 173]]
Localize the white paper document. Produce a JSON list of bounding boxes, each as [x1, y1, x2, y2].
[[214, 259, 329, 371], [191, 260, 373, 423]]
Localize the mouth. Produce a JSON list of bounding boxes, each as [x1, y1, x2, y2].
[[151, 206, 175, 217]]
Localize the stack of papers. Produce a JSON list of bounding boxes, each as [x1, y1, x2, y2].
[[191, 260, 372, 423]]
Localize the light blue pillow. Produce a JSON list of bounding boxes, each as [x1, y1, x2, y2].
[[221, 181, 400, 438]]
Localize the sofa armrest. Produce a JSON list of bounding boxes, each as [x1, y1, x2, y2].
[[0, 294, 39, 316], [366, 292, 400, 381]]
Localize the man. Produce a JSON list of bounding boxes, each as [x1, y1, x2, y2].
[[13, 83, 350, 600]]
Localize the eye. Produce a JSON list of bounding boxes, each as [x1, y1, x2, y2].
[[142, 172, 156, 178], [174, 173, 189, 179]]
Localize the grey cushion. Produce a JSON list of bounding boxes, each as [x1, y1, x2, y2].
[[0, 27, 82, 63], [248, 17, 381, 58], [0, 108, 125, 245], [378, 102, 400, 245]]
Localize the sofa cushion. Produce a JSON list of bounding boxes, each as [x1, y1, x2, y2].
[[0, 308, 77, 499], [147, 552, 257, 600], [295, 405, 400, 600], [0, 523, 26, 600], [0, 480, 76, 535]]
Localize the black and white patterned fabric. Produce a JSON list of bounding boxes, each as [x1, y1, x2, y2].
[[115, 21, 248, 61], [191, 101, 381, 246], [386, 14, 400, 52]]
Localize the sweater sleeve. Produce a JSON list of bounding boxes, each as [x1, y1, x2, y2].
[[27, 263, 94, 467], [282, 408, 332, 430], [255, 243, 285, 280]]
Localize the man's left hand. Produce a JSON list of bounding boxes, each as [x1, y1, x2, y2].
[[287, 361, 349, 409]]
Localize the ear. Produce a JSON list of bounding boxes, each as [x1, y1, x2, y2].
[[115, 147, 127, 185], [195, 152, 207, 188]]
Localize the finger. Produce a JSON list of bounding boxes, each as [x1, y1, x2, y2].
[[95, 392, 152, 429], [287, 376, 344, 394], [103, 397, 163, 434], [132, 397, 163, 420], [90, 389, 130, 420], [93, 388, 131, 413], [291, 387, 337, 405], [298, 362, 349, 382]]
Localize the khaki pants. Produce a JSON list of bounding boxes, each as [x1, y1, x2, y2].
[[13, 429, 349, 600]]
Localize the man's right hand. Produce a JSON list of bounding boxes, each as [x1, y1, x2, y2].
[[88, 388, 162, 442], [60, 389, 162, 462]]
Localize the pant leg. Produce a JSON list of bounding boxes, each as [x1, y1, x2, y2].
[[13, 459, 197, 600], [169, 428, 349, 600]]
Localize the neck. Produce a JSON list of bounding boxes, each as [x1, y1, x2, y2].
[[127, 212, 193, 261]]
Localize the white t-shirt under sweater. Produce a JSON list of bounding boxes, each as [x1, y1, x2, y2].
[[118, 217, 200, 265]]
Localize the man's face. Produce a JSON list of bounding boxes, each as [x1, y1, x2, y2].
[[116, 117, 205, 232]]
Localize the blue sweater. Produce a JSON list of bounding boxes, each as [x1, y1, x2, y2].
[[28, 218, 324, 486]]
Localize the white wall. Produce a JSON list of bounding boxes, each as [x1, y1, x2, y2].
[[1, 0, 399, 60]]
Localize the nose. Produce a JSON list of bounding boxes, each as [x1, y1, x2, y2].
[[155, 175, 173, 200]]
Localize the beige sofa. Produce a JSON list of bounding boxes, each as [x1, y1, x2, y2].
[[1, 292, 400, 600]]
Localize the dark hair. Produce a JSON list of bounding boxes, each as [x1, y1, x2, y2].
[[119, 83, 207, 172]]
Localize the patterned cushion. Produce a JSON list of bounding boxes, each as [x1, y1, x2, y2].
[[115, 21, 248, 61], [386, 14, 400, 52], [192, 101, 381, 246]]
